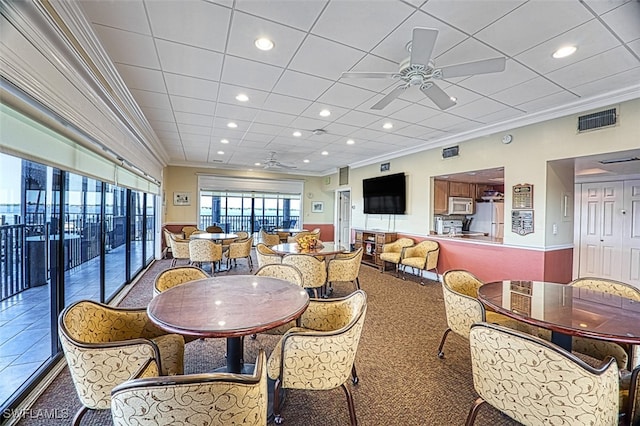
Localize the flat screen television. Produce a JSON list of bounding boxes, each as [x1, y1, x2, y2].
[[363, 172, 406, 214]]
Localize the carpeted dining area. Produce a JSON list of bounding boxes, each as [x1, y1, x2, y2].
[[18, 255, 518, 426]]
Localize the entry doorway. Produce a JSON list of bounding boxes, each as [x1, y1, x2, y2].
[[335, 189, 351, 249]]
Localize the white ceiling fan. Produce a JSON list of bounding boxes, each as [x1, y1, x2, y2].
[[262, 151, 297, 169], [341, 27, 506, 110]]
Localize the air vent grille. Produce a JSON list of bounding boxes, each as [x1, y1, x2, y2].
[[442, 146, 459, 159], [339, 166, 349, 185], [578, 108, 616, 132]]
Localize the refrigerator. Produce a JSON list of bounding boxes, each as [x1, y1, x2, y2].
[[470, 201, 504, 238]]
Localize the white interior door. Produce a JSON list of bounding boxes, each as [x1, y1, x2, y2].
[[578, 181, 624, 280], [336, 190, 351, 248], [622, 180, 640, 288]]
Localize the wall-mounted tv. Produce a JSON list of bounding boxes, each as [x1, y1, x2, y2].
[[363, 172, 406, 214]]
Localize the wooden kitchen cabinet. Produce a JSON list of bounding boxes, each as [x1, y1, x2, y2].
[[433, 179, 449, 214], [354, 229, 397, 268], [448, 181, 474, 197]]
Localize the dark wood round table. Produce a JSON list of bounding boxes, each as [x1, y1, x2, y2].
[[271, 242, 347, 256], [478, 280, 640, 351], [147, 275, 309, 373], [189, 232, 238, 242]]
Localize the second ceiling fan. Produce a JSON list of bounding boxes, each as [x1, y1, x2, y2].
[[341, 27, 506, 110]]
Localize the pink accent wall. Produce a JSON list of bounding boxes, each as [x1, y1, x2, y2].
[[396, 234, 573, 284], [303, 224, 334, 241]]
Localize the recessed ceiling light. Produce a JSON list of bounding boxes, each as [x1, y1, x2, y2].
[[303, 159, 309, 163], [255, 162, 261, 166], [450, 96, 457, 102], [321, 151, 328, 156], [217, 151, 224, 155], [293, 131, 302, 137], [383, 122, 393, 130], [235, 94, 249, 102], [220, 139, 229, 144], [254, 37, 274, 51], [552, 45, 577, 59], [227, 122, 238, 128], [319, 109, 331, 117], [347, 139, 355, 145]]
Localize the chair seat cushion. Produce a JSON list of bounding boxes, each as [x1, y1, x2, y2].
[[267, 327, 309, 380], [379, 252, 401, 263], [401, 257, 424, 268], [151, 334, 185, 376]]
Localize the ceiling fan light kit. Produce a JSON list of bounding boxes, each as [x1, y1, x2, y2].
[[341, 27, 506, 111], [262, 152, 297, 170]]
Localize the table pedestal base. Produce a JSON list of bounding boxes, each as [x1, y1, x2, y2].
[[551, 330, 572, 351]]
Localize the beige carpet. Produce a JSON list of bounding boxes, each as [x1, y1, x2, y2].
[[18, 255, 519, 426]]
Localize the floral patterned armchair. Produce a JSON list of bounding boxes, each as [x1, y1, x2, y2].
[[267, 290, 367, 426], [111, 350, 267, 426], [255, 243, 282, 268], [188, 239, 222, 275], [327, 247, 364, 293], [224, 236, 254, 271], [378, 237, 414, 275], [153, 265, 208, 296], [467, 322, 620, 426], [400, 240, 439, 285], [59, 300, 185, 425]]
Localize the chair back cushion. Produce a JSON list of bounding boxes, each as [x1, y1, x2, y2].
[[441, 270, 485, 338], [181, 226, 198, 238], [255, 264, 304, 287], [469, 322, 619, 426], [188, 240, 222, 264], [327, 247, 363, 281], [154, 266, 208, 295], [282, 254, 326, 288], [256, 243, 281, 268]]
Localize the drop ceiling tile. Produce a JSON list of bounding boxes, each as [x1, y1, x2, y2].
[[80, 1, 150, 34], [178, 124, 211, 136], [348, 127, 388, 141], [458, 59, 538, 96], [174, 111, 213, 127], [262, 93, 313, 115], [254, 110, 297, 127], [341, 55, 401, 92], [476, 106, 526, 124], [582, 0, 631, 15], [435, 37, 505, 70], [180, 134, 210, 144], [476, 2, 593, 56], [394, 124, 435, 138], [156, 39, 224, 81], [491, 77, 562, 106], [221, 56, 284, 91], [214, 103, 260, 122], [571, 67, 640, 98], [129, 89, 171, 110], [371, 11, 467, 63], [601, 1, 640, 42], [115, 64, 166, 92], [212, 117, 252, 132], [92, 25, 159, 69], [419, 84, 481, 109], [272, 70, 335, 101], [155, 130, 181, 143], [390, 103, 441, 124], [312, 1, 414, 52], [141, 106, 175, 122], [238, 132, 274, 143], [149, 120, 178, 133], [335, 110, 380, 128], [324, 122, 360, 137], [629, 39, 640, 57], [355, 96, 413, 116], [419, 112, 471, 130], [289, 35, 365, 80], [421, 0, 525, 35], [515, 20, 621, 75], [217, 84, 270, 107], [515, 90, 579, 114], [234, 0, 325, 32], [163, 73, 219, 101], [547, 46, 638, 89], [448, 97, 506, 120], [169, 95, 216, 115], [146, 0, 230, 52], [247, 122, 283, 136], [299, 103, 349, 122], [227, 11, 307, 67], [316, 83, 377, 110]]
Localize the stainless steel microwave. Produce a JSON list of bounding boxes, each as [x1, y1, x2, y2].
[[448, 197, 474, 215]]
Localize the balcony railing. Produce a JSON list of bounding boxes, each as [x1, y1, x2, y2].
[[199, 215, 299, 232]]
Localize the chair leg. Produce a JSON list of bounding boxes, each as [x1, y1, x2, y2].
[[72, 406, 89, 426], [351, 363, 359, 384], [437, 328, 452, 358], [273, 378, 284, 425], [341, 383, 358, 426], [354, 277, 361, 291], [465, 397, 486, 426], [170, 258, 177, 267]]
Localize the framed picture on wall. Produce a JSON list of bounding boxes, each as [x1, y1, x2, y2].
[[173, 192, 191, 206], [311, 201, 324, 213]]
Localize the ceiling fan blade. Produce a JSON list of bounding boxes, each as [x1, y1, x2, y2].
[[420, 83, 456, 110], [410, 28, 439, 67], [439, 57, 506, 79], [371, 85, 408, 110], [341, 71, 398, 79]]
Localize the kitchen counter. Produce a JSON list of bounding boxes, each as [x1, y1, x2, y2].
[[428, 231, 503, 244]]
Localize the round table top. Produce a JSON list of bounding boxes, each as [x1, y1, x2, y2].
[[273, 228, 308, 234], [478, 280, 640, 345], [189, 232, 238, 241], [271, 242, 347, 256], [147, 276, 309, 338]]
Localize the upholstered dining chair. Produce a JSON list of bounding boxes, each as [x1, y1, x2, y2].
[[162, 229, 183, 259], [400, 240, 440, 285], [168, 233, 191, 267], [267, 290, 367, 426], [255, 243, 282, 268], [569, 277, 640, 370], [111, 350, 268, 426], [206, 225, 223, 233], [437, 269, 533, 359], [287, 231, 312, 243], [254, 264, 305, 337], [282, 253, 327, 298], [188, 239, 223, 274], [378, 237, 414, 275], [153, 265, 209, 297], [466, 322, 620, 426], [181, 225, 199, 238], [260, 229, 280, 247], [224, 236, 254, 271], [235, 230, 249, 240], [59, 300, 185, 426], [327, 247, 364, 293]]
